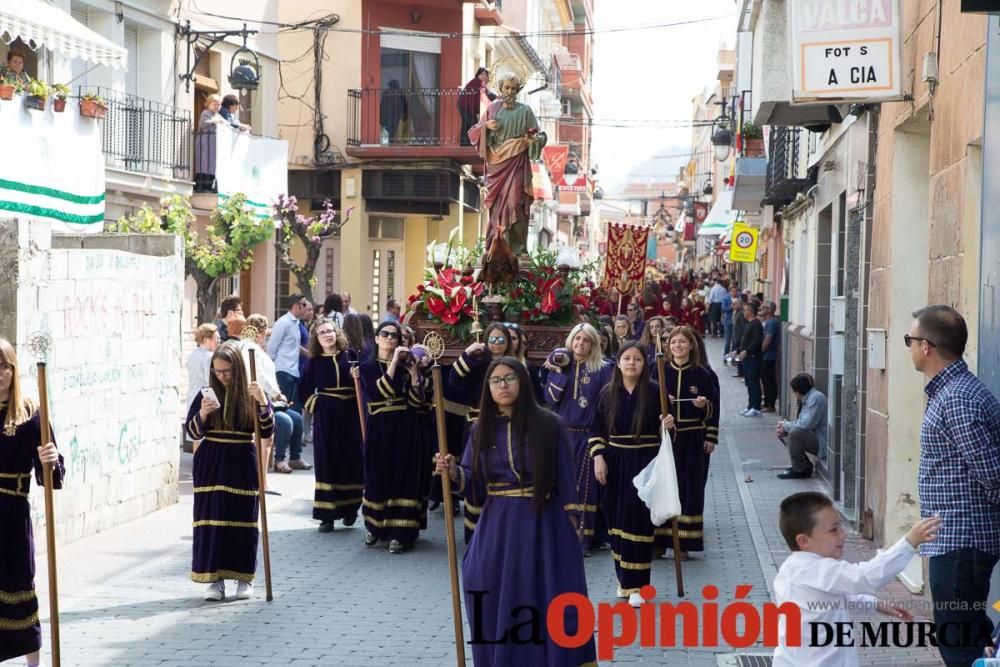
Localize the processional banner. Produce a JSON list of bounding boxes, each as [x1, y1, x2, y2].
[[601, 222, 650, 294]]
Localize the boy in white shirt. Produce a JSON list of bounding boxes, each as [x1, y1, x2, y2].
[[773, 491, 941, 667]]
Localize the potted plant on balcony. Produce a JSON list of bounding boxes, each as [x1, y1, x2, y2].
[[79, 93, 108, 119], [742, 122, 765, 157], [51, 84, 71, 112], [24, 79, 48, 111], [0, 74, 18, 101]]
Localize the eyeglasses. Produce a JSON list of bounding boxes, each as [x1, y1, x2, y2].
[[903, 335, 936, 348], [378, 330, 399, 340], [487, 336, 506, 345], [212, 367, 233, 377], [317, 329, 336, 337], [488, 373, 518, 387]]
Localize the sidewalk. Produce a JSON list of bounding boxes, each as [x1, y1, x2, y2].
[[713, 338, 942, 667], [24, 342, 945, 665]]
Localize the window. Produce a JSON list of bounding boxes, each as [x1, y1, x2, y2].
[[561, 98, 573, 116], [368, 217, 405, 240], [379, 32, 441, 144], [124, 24, 138, 97]]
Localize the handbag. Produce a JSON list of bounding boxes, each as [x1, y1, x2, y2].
[[271, 400, 289, 412], [632, 429, 682, 526]]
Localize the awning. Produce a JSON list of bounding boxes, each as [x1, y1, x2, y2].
[[698, 188, 740, 236], [0, 0, 128, 70]]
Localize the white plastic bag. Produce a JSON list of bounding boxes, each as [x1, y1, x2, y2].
[[632, 428, 682, 526]]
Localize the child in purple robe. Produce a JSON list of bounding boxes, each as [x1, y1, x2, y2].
[[436, 357, 597, 667], [0, 337, 64, 666]]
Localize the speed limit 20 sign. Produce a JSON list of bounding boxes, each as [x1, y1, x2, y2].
[[729, 223, 759, 263]]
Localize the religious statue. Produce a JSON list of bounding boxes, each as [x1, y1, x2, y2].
[[468, 71, 547, 263]]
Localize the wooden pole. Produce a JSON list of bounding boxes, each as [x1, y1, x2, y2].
[[247, 349, 274, 602], [350, 354, 367, 444], [35, 362, 60, 667], [431, 362, 466, 666], [654, 348, 685, 597]]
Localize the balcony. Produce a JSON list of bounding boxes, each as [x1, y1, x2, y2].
[[192, 124, 289, 219], [475, 0, 503, 26], [346, 88, 481, 163], [556, 52, 591, 111], [763, 127, 813, 208], [84, 87, 192, 183]]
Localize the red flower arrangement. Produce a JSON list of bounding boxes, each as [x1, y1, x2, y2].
[[408, 267, 485, 337]]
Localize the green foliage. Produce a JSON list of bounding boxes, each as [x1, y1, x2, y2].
[[26, 79, 48, 98], [51, 84, 71, 100], [741, 122, 763, 140]]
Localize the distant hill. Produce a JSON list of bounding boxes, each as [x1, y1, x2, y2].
[[604, 145, 692, 197]]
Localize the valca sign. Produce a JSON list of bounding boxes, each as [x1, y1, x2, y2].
[[790, 0, 903, 102]]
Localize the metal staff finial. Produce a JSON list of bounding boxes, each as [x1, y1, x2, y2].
[[422, 331, 446, 364], [27, 331, 54, 363], [240, 325, 260, 342]]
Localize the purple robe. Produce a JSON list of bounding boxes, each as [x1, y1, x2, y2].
[[359, 359, 427, 545], [653, 362, 719, 552], [299, 352, 364, 523], [448, 350, 493, 542], [458, 416, 597, 667], [542, 359, 614, 545], [186, 393, 274, 583], [590, 382, 665, 593], [0, 402, 64, 662]]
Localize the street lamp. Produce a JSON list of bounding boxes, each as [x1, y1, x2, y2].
[[710, 96, 733, 162]]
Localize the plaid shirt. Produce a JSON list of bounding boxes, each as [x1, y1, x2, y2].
[[918, 360, 1000, 557]]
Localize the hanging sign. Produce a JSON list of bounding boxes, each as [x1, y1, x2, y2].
[[790, 0, 903, 102], [729, 222, 759, 263]]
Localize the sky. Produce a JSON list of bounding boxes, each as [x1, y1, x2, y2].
[[590, 1, 739, 195]]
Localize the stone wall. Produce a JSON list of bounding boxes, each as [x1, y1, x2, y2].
[[0, 219, 184, 545]]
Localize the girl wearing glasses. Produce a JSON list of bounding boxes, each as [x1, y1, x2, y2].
[[654, 326, 720, 560], [351, 321, 427, 554], [435, 358, 597, 667], [542, 323, 614, 554], [0, 338, 63, 667], [591, 341, 674, 607], [186, 342, 273, 601], [298, 318, 364, 533], [449, 322, 512, 542], [625, 301, 645, 340]]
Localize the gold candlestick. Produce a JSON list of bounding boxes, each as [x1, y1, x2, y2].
[[470, 291, 483, 343]]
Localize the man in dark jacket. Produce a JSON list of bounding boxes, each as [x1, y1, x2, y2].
[[736, 300, 764, 416]]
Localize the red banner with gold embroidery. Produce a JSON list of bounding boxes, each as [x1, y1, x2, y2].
[[600, 222, 650, 294]]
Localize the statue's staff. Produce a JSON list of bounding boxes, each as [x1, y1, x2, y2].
[[28, 332, 61, 666], [425, 332, 466, 666], [242, 328, 274, 602], [655, 334, 685, 597]]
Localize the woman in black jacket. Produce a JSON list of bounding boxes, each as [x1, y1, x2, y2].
[[736, 301, 764, 416]]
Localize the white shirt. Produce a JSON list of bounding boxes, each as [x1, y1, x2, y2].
[[266, 311, 301, 377], [185, 346, 213, 411], [708, 283, 727, 304], [239, 340, 280, 400], [773, 536, 917, 667]]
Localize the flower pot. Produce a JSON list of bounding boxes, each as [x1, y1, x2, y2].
[[53, 98, 66, 113], [80, 99, 107, 119], [744, 139, 765, 157], [25, 95, 46, 111], [0, 84, 14, 101]]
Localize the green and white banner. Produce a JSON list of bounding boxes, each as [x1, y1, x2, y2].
[[0, 98, 105, 233], [215, 125, 288, 219]]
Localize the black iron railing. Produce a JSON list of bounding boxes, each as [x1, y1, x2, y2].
[[82, 86, 192, 179], [764, 126, 811, 207], [347, 87, 483, 148]]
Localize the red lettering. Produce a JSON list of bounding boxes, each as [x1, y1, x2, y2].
[[597, 601, 638, 661], [546, 593, 594, 649]]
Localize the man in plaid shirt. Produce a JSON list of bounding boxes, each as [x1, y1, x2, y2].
[[911, 305, 1000, 667]]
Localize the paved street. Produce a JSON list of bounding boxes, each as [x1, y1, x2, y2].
[[27, 342, 942, 666]]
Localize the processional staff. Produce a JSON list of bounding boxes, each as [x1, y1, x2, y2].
[[655, 334, 685, 598], [242, 331, 274, 602]]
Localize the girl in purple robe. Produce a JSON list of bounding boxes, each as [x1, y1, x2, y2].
[[351, 321, 427, 554], [299, 318, 364, 533], [186, 342, 274, 601], [436, 357, 597, 667], [0, 338, 63, 666], [542, 323, 613, 553], [590, 341, 674, 607], [654, 326, 719, 558], [448, 322, 512, 542]]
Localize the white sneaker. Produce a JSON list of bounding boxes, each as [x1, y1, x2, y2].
[[739, 408, 750, 416], [744, 409, 762, 418], [628, 592, 644, 608], [615, 585, 628, 599], [235, 580, 253, 600], [204, 580, 225, 601]]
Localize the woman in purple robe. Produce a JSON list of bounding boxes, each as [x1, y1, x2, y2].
[[299, 318, 364, 532], [448, 322, 512, 542], [541, 323, 613, 554], [351, 321, 427, 554], [590, 342, 674, 607], [186, 342, 273, 601], [436, 357, 597, 667], [0, 338, 63, 666], [654, 326, 719, 558]]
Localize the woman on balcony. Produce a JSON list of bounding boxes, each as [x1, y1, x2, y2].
[[195, 94, 225, 192], [459, 67, 496, 146]]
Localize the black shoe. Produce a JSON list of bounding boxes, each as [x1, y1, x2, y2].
[[318, 521, 334, 533], [342, 514, 357, 527], [365, 531, 378, 546], [389, 539, 411, 554], [778, 468, 813, 480], [590, 541, 611, 551], [428, 500, 441, 512]]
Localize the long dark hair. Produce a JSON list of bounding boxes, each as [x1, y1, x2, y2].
[[484, 322, 512, 356], [374, 320, 403, 360], [323, 293, 344, 315], [474, 357, 559, 513], [207, 342, 253, 431], [342, 313, 364, 352], [601, 341, 653, 440], [358, 313, 376, 353]]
